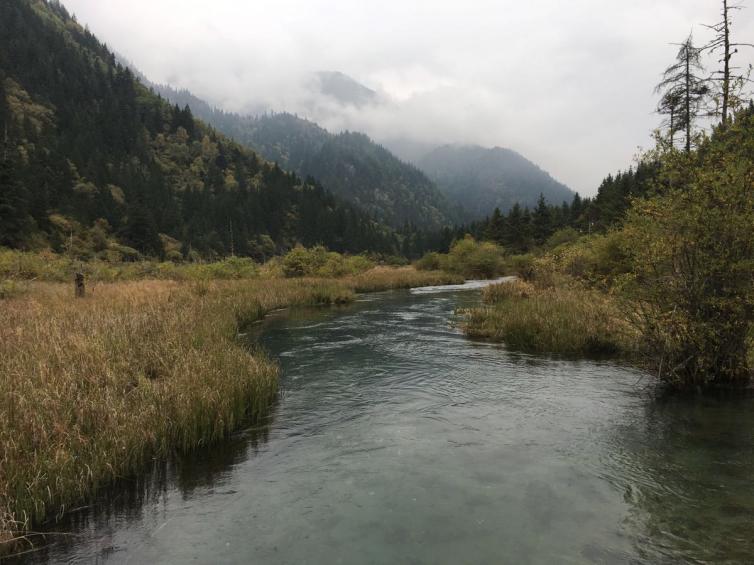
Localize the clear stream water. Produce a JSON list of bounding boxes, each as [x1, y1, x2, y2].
[[12, 283, 754, 564]]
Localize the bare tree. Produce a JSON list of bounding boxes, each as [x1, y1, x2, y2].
[[656, 34, 709, 153], [703, 0, 753, 125]]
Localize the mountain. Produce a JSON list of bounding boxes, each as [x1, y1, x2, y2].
[[415, 144, 575, 221], [143, 82, 459, 230], [0, 0, 400, 258], [314, 71, 377, 107]]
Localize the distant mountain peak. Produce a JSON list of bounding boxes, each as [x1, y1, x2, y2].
[[314, 71, 377, 107], [415, 144, 574, 221]]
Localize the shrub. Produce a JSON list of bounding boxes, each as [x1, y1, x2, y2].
[[415, 252, 442, 271], [546, 227, 580, 249], [418, 236, 505, 278], [280, 245, 331, 277], [281, 246, 375, 278], [623, 121, 754, 387], [507, 254, 536, 281]]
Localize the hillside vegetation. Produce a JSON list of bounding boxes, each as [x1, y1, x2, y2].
[[417, 144, 574, 221], [144, 81, 460, 231], [0, 0, 399, 259]]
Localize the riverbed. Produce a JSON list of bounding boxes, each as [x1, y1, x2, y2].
[[14, 282, 754, 563]]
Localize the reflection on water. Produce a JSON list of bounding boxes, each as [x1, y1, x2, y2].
[[11, 286, 754, 564]]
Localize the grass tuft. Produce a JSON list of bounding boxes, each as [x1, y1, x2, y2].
[[464, 282, 635, 356]]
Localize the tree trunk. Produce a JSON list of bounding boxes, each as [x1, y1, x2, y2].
[[75, 272, 85, 298], [722, 0, 731, 125], [685, 46, 692, 153]]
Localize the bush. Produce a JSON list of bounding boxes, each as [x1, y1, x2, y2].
[[281, 245, 374, 278], [533, 231, 632, 288], [546, 227, 580, 249], [507, 254, 536, 281], [418, 236, 505, 279], [281, 246, 324, 277], [623, 119, 754, 387], [415, 252, 442, 271]]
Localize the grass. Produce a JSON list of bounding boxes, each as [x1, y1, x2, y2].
[[0, 266, 455, 555], [345, 266, 463, 293], [463, 280, 636, 356]]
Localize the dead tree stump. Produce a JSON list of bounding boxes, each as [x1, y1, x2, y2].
[[75, 272, 85, 298]]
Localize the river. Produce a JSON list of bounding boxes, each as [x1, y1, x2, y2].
[[13, 282, 754, 564]]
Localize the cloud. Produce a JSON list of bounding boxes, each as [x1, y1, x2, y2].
[[62, 0, 754, 195]]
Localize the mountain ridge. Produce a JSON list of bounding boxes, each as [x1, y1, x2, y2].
[[415, 143, 575, 221]]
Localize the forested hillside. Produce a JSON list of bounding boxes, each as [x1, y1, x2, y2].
[[0, 0, 400, 259], [417, 144, 574, 222], [145, 82, 460, 230], [466, 161, 658, 253]]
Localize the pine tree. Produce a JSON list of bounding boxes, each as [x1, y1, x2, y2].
[[0, 159, 34, 247], [485, 207, 505, 244], [656, 34, 709, 153], [532, 194, 552, 245]]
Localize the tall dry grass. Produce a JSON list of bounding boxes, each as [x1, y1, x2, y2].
[[463, 281, 636, 355], [345, 266, 463, 293], [0, 267, 453, 553]]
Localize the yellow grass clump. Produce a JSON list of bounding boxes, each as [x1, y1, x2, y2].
[[464, 281, 636, 356], [345, 266, 463, 293]]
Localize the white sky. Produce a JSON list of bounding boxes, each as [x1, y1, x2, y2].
[[61, 0, 754, 195]]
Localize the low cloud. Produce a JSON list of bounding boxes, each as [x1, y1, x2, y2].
[[63, 0, 754, 194]]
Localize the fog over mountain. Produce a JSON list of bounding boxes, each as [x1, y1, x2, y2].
[[60, 0, 754, 195]]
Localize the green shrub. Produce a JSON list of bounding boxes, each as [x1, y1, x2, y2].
[[415, 252, 442, 271], [281, 245, 329, 277], [622, 117, 754, 387], [546, 227, 580, 249], [507, 254, 536, 281], [418, 236, 505, 278], [281, 246, 374, 278]]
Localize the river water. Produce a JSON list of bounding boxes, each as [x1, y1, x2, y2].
[[14, 283, 754, 564]]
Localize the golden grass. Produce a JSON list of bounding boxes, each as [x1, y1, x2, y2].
[[0, 267, 453, 554], [345, 266, 464, 293], [463, 282, 636, 356]]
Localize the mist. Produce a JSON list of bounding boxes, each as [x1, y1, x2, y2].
[[61, 0, 754, 195]]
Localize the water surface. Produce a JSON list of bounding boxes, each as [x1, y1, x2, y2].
[[14, 284, 754, 564]]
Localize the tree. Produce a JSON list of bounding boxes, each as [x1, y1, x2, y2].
[[531, 194, 552, 245], [703, 0, 753, 126], [121, 203, 163, 258], [0, 159, 34, 247], [656, 34, 709, 153], [656, 89, 684, 148], [504, 203, 531, 253], [485, 207, 505, 244]]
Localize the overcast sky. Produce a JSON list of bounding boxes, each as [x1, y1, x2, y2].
[[61, 0, 754, 195]]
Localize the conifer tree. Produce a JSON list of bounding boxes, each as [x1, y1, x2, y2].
[[656, 34, 709, 153]]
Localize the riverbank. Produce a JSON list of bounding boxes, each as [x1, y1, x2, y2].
[[0, 267, 462, 555]]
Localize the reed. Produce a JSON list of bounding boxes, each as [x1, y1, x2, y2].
[[464, 282, 635, 356]]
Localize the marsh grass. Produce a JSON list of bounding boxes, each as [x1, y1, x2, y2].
[[464, 281, 636, 356], [0, 267, 453, 553], [345, 266, 463, 293]]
